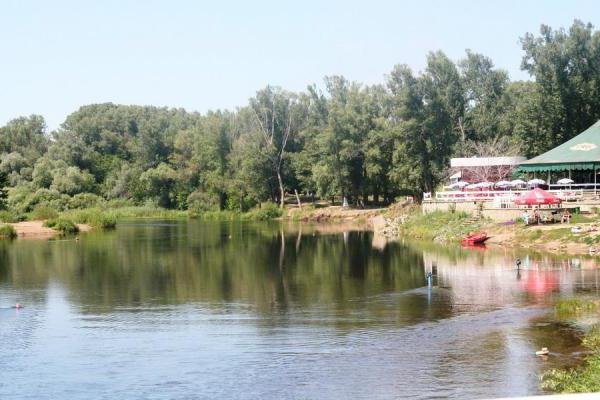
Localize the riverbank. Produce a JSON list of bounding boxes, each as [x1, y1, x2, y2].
[[375, 204, 600, 256], [9, 220, 91, 238], [4, 201, 600, 255], [0, 203, 384, 239], [542, 299, 600, 394], [0, 206, 187, 239]]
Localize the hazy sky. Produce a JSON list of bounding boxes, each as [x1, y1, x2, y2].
[[1, 0, 597, 130]]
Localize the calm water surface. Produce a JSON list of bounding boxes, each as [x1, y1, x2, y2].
[[1, 220, 600, 399]]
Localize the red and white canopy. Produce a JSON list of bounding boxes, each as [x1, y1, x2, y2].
[[514, 188, 561, 206]]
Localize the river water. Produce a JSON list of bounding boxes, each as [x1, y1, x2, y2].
[[1, 220, 599, 399]]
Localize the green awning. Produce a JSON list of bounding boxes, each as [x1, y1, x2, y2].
[[518, 121, 600, 173], [519, 162, 598, 172]]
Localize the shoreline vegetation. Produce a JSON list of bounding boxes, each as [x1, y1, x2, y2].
[[378, 204, 600, 256], [542, 299, 600, 393], [1, 199, 600, 255], [0, 200, 383, 238]]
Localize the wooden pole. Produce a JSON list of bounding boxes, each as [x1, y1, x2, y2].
[[594, 164, 598, 197]]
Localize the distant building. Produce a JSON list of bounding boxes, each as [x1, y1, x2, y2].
[[450, 156, 526, 183]]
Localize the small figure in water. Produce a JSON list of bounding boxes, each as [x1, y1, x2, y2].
[[426, 272, 433, 288], [14, 303, 22, 309], [516, 258, 521, 270]]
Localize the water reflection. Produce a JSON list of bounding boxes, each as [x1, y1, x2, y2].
[[0, 221, 599, 399]]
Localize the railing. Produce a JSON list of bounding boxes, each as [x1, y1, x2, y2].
[[425, 189, 584, 203], [548, 183, 600, 190]]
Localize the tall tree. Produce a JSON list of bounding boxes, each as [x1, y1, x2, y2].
[[249, 86, 303, 207], [520, 20, 600, 150]]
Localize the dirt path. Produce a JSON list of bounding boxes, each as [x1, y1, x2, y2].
[[10, 221, 91, 239]]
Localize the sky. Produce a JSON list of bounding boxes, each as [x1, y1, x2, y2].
[[0, 0, 597, 131]]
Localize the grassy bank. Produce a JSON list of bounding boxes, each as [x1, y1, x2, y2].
[[191, 203, 283, 221], [0, 203, 284, 230], [542, 299, 600, 393], [0, 224, 17, 239], [397, 209, 486, 244]]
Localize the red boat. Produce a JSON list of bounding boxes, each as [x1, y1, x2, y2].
[[461, 231, 488, 245]]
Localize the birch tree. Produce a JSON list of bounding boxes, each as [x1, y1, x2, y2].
[[249, 86, 302, 207]]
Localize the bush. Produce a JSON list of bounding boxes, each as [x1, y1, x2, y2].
[[21, 188, 69, 212], [0, 224, 17, 239], [62, 208, 117, 229], [244, 202, 283, 221], [43, 218, 79, 234], [0, 210, 22, 223], [226, 196, 257, 212], [583, 325, 600, 353], [30, 205, 59, 220], [556, 299, 598, 318], [85, 212, 116, 229], [105, 198, 134, 208], [68, 193, 105, 209], [187, 191, 220, 214], [7, 184, 35, 213]]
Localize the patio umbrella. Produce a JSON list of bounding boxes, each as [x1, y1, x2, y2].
[[495, 180, 512, 187], [514, 188, 562, 206], [556, 178, 574, 184], [450, 181, 469, 188], [477, 181, 493, 188], [511, 179, 527, 186], [527, 178, 546, 185]]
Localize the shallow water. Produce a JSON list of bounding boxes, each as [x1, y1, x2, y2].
[[1, 220, 599, 399]]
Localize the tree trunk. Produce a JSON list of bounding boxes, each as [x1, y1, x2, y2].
[[294, 189, 302, 210], [277, 170, 285, 208]]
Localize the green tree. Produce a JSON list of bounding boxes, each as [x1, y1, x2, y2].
[[248, 86, 304, 207], [520, 20, 600, 150]]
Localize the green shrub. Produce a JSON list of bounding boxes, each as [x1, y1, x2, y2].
[[105, 198, 135, 208], [0, 224, 17, 239], [7, 184, 35, 213], [68, 193, 105, 209], [556, 299, 598, 318], [30, 205, 59, 220], [244, 202, 283, 221], [23, 188, 68, 212], [86, 212, 116, 229], [0, 210, 22, 223], [187, 191, 220, 214], [194, 210, 240, 221], [226, 196, 257, 212], [583, 325, 600, 353], [43, 218, 79, 234], [62, 208, 117, 229]]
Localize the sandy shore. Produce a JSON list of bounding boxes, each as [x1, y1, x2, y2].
[[288, 205, 386, 223], [10, 221, 91, 239], [478, 222, 596, 255]]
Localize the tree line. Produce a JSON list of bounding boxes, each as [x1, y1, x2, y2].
[[2, 20, 600, 212]]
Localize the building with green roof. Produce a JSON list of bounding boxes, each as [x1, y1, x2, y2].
[[519, 121, 600, 173]]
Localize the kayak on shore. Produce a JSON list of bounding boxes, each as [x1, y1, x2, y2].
[[462, 231, 489, 245]]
